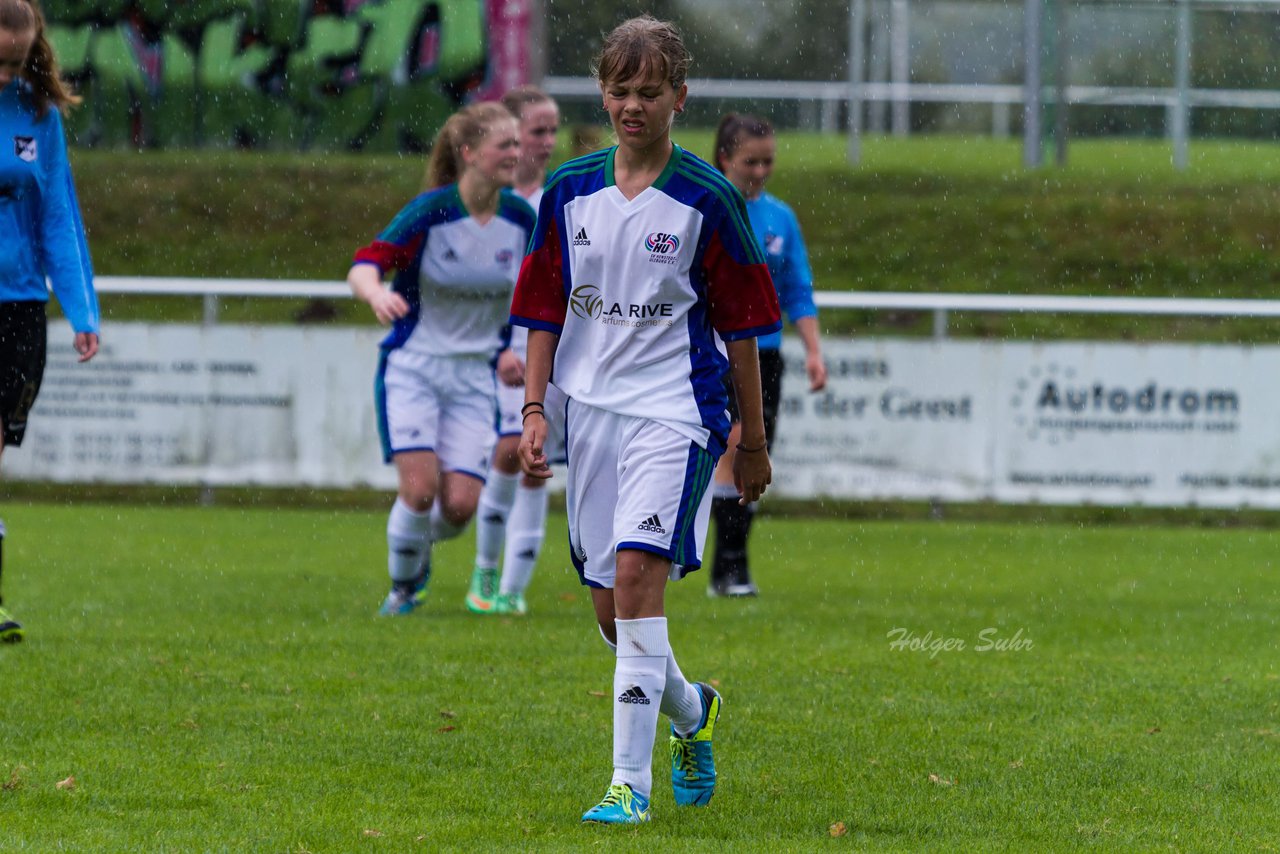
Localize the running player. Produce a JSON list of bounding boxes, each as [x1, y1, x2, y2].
[[466, 86, 563, 616], [1, 0, 99, 643], [511, 16, 781, 824], [707, 113, 827, 597], [347, 101, 534, 616]]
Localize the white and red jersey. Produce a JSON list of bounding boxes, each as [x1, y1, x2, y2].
[[353, 185, 535, 358], [510, 144, 781, 455]]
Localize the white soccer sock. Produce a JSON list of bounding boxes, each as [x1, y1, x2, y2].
[[429, 503, 465, 543], [386, 499, 431, 584], [598, 623, 618, 653], [661, 649, 704, 737], [499, 483, 548, 595], [474, 470, 519, 568], [611, 617, 669, 799]]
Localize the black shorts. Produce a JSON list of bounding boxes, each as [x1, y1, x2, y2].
[[724, 347, 784, 449], [0, 301, 48, 448]]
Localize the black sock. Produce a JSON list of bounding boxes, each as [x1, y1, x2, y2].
[[712, 497, 755, 574]]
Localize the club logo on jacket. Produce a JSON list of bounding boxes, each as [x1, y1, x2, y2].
[[495, 248, 514, 268], [764, 231, 784, 255], [13, 136, 36, 163], [644, 232, 681, 266]]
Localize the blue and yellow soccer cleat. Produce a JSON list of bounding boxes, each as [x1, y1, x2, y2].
[[581, 783, 651, 824], [411, 561, 432, 606], [0, 606, 23, 643], [670, 682, 722, 806], [465, 564, 499, 613]]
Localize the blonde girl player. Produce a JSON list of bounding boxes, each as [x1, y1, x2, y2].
[[0, 0, 99, 643], [707, 113, 827, 597], [512, 17, 781, 824], [466, 86, 562, 616], [347, 101, 535, 616]]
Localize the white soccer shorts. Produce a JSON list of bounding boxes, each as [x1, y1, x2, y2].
[[497, 379, 567, 464], [376, 349, 496, 479], [563, 399, 716, 589]]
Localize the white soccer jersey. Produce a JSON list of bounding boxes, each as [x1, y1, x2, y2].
[[510, 144, 781, 455], [353, 185, 536, 358]]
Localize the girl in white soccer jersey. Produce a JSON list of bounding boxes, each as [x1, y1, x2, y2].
[[466, 86, 562, 616], [347, 101, 535, 616], [511, 16, 781, 824]]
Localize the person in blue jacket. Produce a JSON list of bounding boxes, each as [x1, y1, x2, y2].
[[707, 113, 827, 597], [0, 0, 100, 643]]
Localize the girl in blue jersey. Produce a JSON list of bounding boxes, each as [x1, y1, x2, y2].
[[467, 86, 561, 616], [0, 0, 99, 643], [708, 113, 828, 597], [512, 16, 781, 824], [347, 101, 535, 617]]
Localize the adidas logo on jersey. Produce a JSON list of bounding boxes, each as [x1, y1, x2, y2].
[[573, 227, 591, 246], [443, 248, 459, 262], [617, 686, 651, 705], [637, 514, 666, 534]]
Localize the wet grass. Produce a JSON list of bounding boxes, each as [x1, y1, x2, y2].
[[70, 134, 1280, 341], [2, 503, 1278, 850]]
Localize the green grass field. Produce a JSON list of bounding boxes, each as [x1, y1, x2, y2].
[[2, 503, 1277, 851]]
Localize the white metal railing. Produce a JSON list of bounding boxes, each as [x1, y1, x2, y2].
[[543, 76, 1280, 136], [94, 275, 1280, 338]]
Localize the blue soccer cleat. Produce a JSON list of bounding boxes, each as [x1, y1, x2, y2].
[[581, 783, 651, 824], [670, 682, 722, 806], [378, 585, 418, 616]]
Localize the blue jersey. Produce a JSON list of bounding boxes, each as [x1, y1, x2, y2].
[[745, 192, 815, 351], [0, 81, 98, 333]]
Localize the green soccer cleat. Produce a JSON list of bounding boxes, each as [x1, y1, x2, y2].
[[670, 682, 722, 806], [493, 591, 527, 616], [0, 606, 23, 643], [465, 564, 499, 613], [581, 783, 650, 824], [411, 561, 432, 606]]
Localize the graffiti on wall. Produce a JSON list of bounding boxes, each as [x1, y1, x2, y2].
[[46, 1, 489, 151]]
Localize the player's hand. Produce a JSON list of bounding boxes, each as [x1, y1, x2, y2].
[[518, 412, 552, 479], [368, 289, 410, 325], [732, 443, 771, 505], [806, 350, 827, 392], [75, 332, 99, 363], [497, 349, 525, 387]]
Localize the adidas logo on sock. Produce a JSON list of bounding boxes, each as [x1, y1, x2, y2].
[[637, 514, 666, 534], [483, 512, 505, 524], [617, 685, 651, 705], [573, 227, 591, 246], [518, 548, 537, 560]]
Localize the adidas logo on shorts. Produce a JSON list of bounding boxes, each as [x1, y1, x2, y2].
[[617, 686, 651, 705], [637, 514, 666, 534], [573, 227, 591, 246]]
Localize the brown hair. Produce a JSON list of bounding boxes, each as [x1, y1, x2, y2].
[[0, 0, 80, 118], [591, 15, 691, 90], [713, 113, 774, 174], [500, 85, 554, 121], [423, 101, 515, 189]]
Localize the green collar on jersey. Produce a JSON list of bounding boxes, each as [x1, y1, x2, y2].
[[604, 143, 684, 193]]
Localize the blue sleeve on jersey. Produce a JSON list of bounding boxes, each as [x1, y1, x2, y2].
[[38, 109, 98, 333], [775, 202, 817, 324]]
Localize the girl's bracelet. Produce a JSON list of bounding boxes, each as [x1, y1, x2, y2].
[[736, 442, 767, 453], [520, 401, 545, 414], [522, 410, 547, 424]]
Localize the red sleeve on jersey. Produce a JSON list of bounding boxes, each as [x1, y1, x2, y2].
[[352, 236, 422, 273], [704, 231, 782, 340], [511, 217, 567, 329]]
